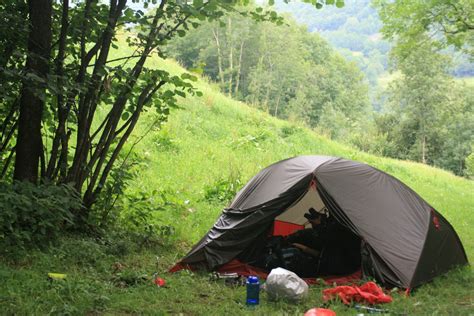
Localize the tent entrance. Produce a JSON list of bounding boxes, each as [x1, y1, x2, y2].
[[267, 183, 362, 277], [273, 182, 326, 236]]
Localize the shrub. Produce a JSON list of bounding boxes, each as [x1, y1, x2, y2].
[[0, 181, 82, 251], [118, 189, 182, 248], [203, 173, 242, 204], [280, 125, 303, 138], [92, 154, 143, 231], [93, 150, 179, 247]]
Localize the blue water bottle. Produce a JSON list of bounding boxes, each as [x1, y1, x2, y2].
[[246, 276, 260, 306]]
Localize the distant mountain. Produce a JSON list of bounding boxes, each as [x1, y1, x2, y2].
[[274, 0, 389, 87], [274, 0, 473, 83]]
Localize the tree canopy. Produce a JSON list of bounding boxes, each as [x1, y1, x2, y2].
[[167, 11, 370, 138], [374, 0, 474, 56], [0, 0, 345, 221]]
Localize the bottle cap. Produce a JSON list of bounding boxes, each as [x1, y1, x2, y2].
[[247, 276, 259, 283]]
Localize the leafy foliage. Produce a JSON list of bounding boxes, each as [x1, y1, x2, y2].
[[115, 188, 185, 247], [2, 0, 328, 214], [0, 181, 82, 251], [352, 39, 474, 176], [275, 0, 390, 86], [464, 151, 474, 179], [374, 0, 474, 56], [204, 173, 242, 203], [167, 10, 371, 139]]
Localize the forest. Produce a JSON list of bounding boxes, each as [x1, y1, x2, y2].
[[167, 1, 474, 177], [0, 0, 473, 314]]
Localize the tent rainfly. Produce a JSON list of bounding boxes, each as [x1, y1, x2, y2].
[[171, 156, 468, 289]]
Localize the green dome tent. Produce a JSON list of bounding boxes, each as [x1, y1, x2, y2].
[[171, 156, 468, 289]]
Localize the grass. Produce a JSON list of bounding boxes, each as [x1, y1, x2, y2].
[[1, 50, 473, 314], [456, 76, 474, 87]]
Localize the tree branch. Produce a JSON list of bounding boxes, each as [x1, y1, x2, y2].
[[1, 146, 15, 179], [86, 80, 165, 207]]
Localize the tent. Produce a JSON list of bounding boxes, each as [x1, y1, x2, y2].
[[171, 156, 468, 289]]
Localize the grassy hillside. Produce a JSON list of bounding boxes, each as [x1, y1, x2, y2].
[[127, 58, 473, 254], [1, 56, 472, 315]]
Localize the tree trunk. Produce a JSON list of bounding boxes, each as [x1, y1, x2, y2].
[[14, 0, 52, 182], [212, 27, 225, 88], [263, 62, 274, 113], [46, 0, 69, 180], [67, 0, 126, 190], [274, 87, 282, 117], [422, 135, 426, 164], [234, 40, 244, 97], [227, 17, 233, 97]]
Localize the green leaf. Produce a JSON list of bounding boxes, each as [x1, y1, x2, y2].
[[175, 90, 186, 98], [181, 72, 198, 82], [190, 67, 204, 75], [121, 112, 130, 121], [162, 90, 174, 99]]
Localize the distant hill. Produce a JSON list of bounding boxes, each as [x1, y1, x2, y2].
[[274, 0, 473, 85]]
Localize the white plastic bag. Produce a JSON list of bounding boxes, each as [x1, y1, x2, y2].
[[264, 267, 308, 301]]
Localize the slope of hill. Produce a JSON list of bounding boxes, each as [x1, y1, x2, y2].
[[125, 58, 473, 259]]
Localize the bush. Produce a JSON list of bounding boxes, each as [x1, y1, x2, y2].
[[117, 189, 182, 248], [0, 181, 82, 251], [92, 153, 145, 230], [203, 173, 242, 204], [93, 151, 179, 248]]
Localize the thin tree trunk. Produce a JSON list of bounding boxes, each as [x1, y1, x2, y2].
[[14, 0, 52, 182], [1, 146, 15, 179], [234, 40, 244, 97], [0, 99, 19, 152], [422, 135, 426, 164], [82, 5, 166, 207], [251, 56, 265, 106], [67, 0, 126, 189], [46, 0, 69, 179], [263, 62, 274, 113], [84, 81, 165, 208], [212, 27, 225, 88], [0, 120, 18, 153], [274, 88, 282, 117], [227, 17, 233, 97]]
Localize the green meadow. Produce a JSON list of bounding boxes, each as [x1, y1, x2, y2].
[[1, 57, 473, 315]]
